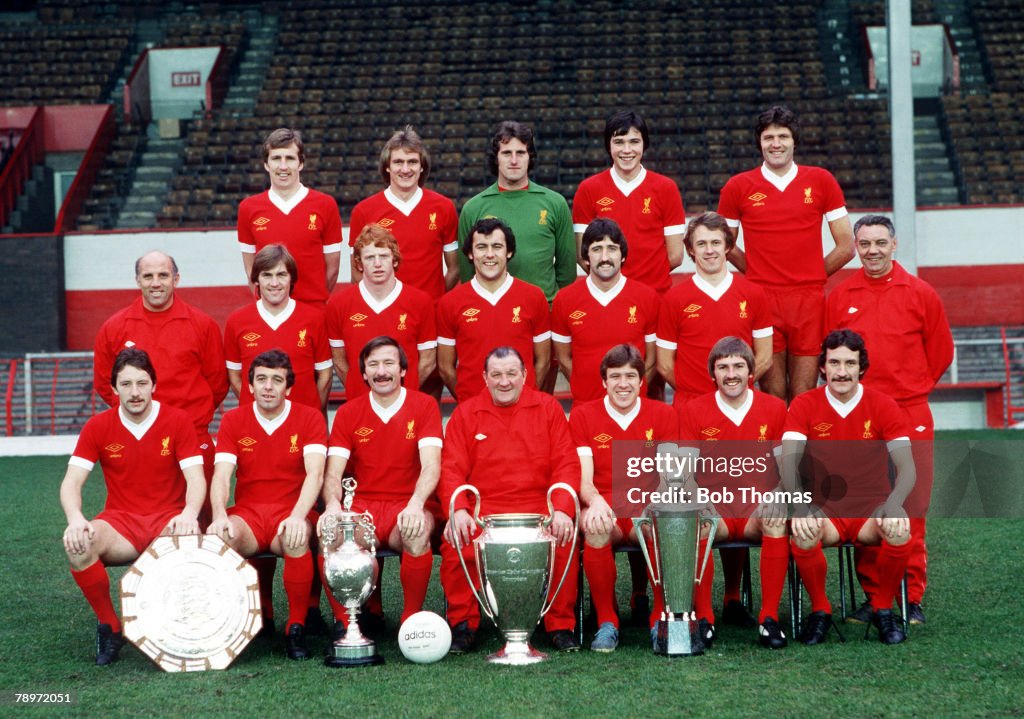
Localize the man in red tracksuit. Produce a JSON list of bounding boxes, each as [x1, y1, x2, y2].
[[439, 346, 581, 653], [825, 215, 953, 625]]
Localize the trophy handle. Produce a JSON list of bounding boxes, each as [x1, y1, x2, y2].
[[539, 482, 581, 618], [695, 515, 720, 586], [631, 515, 661, 587], [448, 484, 495, 622], [320, 512, 338, 547], [358, 511, 378, 557]]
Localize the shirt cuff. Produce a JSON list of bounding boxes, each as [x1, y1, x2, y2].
[[329, 338, 344, 348], [417, 340, 438, 350], [304, 443, 328, 457], [782, 431, 807, 441], [226, 360, 243, 370], [576, 446, 594, 457], [214, 452, 237, 466], [179, 455, 204, 470], [443, 241, 459, 252], [824, 207, 848, 222], [239, 243, 256, 253], [655, 338, 677, 350], [419, 437, 443, 449], [314, 359, 334, 371], [572, 223, 588, 234], [533, 331, 552, 343], [437, 336, 456, 346], [752, 327, 773, 339], [323, 243, 343, 253], [663, 224, 686, 235], [327, 446, 352, 459], [551, 332, 571, 344], [68, 456, 94, 472]]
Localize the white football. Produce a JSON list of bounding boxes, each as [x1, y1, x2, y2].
[[398, 611, 451, 664]]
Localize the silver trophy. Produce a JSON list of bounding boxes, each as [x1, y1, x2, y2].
[[450, 482, 580, 665], [320, 478, 384, 667], [633, 505, 718, 656]]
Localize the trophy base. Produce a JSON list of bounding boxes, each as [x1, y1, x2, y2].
[[487, 641, 548, 665], [653, 618, 705, 657], [324, 641, 385, 668]]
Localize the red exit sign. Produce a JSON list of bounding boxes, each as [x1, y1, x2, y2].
[[171, 71, 201, 87]]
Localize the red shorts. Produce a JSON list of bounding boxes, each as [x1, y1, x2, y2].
[[349, 497, 443, 546], [97, 507, 181, 554], [720, 516, 750, 540], [764, 285, 825, 356], [616, 516, 637, 542], [829, 517, 871, 545], [230, 504, 318, 552]]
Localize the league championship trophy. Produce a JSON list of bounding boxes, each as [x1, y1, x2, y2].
[[320, 478, 384, 667], [450, 482, 580, 665], [633, 505, 718, 656]]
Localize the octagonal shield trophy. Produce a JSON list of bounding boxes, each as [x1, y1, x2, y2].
[[450, 482, 580, 665], [633, 505, 719, 656], [119, 533, 261, 672], [320, 478, 384, 667]]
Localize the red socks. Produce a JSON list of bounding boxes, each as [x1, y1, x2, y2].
[[583, 542, 618, 628], [399, 551, 433, 623], [791, 541, 832, 614], [283, 551, 313, 627], [71, 561, 120, 631], [758, 536, 790, 623], [870, 540, 913, 612]]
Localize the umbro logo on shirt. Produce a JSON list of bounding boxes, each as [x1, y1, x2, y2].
[[253, 216, 270, 231]]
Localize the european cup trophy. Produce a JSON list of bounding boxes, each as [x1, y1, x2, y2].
[[633, 505, 718, 656], [320, 478, 384, 667], [450, 482, 580, 665]]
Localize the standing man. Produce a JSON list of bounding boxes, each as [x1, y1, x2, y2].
[[783, 330, 916, 645], [569, 344, 678, 652], [321, 336, 443, 630], [656, 212, 773, 407], [436, 218, 551, 401], [208, 350, 327, 661], [571, 110, 686, 294], [224, 244, 333, 412], [62, 348, 205, 665], [238, 128, 342, 305], [826, 215, 953, 624], [439, 346, 581, 653], [678, 337, 790, 649], [326, 225, 437, 400], [718, 105, 854, 401], [93, 251, 227, 475], [348, 125, 460, 300], [457, 120, 576, 304], [552, 218, 659, 404]]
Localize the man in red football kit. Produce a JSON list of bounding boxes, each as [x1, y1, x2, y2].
[[62, 348, 205, 665], [327, 225, 436, 400], [569, 344, 678, 652], [208, 349, 327, 660], [826, 215, 953, 625], [238, 128, 342, 305], [678, 337, 790, 649], [321, 336, 443, 632], [225, 244, 333, 412], [93, 251, 228, 476], [572, 110, 686, 294], [656, 212, 773, 407], [552, 218, 659, 404], [783, 330, 915, 645], [718, 105, 854, 402], [436, 217, 551, 400], [439, 346, 581, 653], [348, 126, 459, 300]]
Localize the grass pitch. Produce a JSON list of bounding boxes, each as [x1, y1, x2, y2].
[[1, 441, 1022, 718]]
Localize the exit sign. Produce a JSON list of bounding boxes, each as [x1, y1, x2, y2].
[[171, 71, 201, 87]]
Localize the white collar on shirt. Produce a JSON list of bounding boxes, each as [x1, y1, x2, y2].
[[370, 387, 407, 424], [586, 274, 627, 306], [470, 273, 514, 306], [691, 271, 734, 302], [825, 383, 863, 418], [611, 166, 647, 197], [256, 297, 296, 330], [358, 278, 403, 314], [603, 396, 641, 431], [119, 400, 161, 440], [715, 389, 753, 427], [759, 163, 799, 193], [253, 399, 292, 435], [384, 186, 423, 216], [268, 184, 310, 214]]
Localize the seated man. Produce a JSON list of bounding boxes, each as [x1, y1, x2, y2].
[[439, 346, 581, 653], [678, 337, 790, 649], [208, 349, 327, 660], [569, 344, 678, 652], [321, 336, 443, 632], [61, 348, 205, 665], [783, 329, 915, 645]]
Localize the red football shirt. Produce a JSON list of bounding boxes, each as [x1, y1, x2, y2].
[[348, 187, 458, 300], [327, 388, 443, 501], [717, 164, 847, 288], [572, 167, 686, 293], [552, 276, 658, 403], [325, 280, 437, 399], [569, 396, 678, 497], [436, 275, 551, 399], [656, 273, 773, 403], [224, 299, 332, 410], [215, 400, 327, 508], [69, 402, 202, 515], [237, 186, 342, 304], [784, 385, 911, 517]]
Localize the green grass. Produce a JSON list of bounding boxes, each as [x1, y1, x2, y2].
[[1, 449, 1022, 718]]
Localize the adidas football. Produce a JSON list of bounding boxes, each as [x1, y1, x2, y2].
[[398, 611, 451, 664]]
